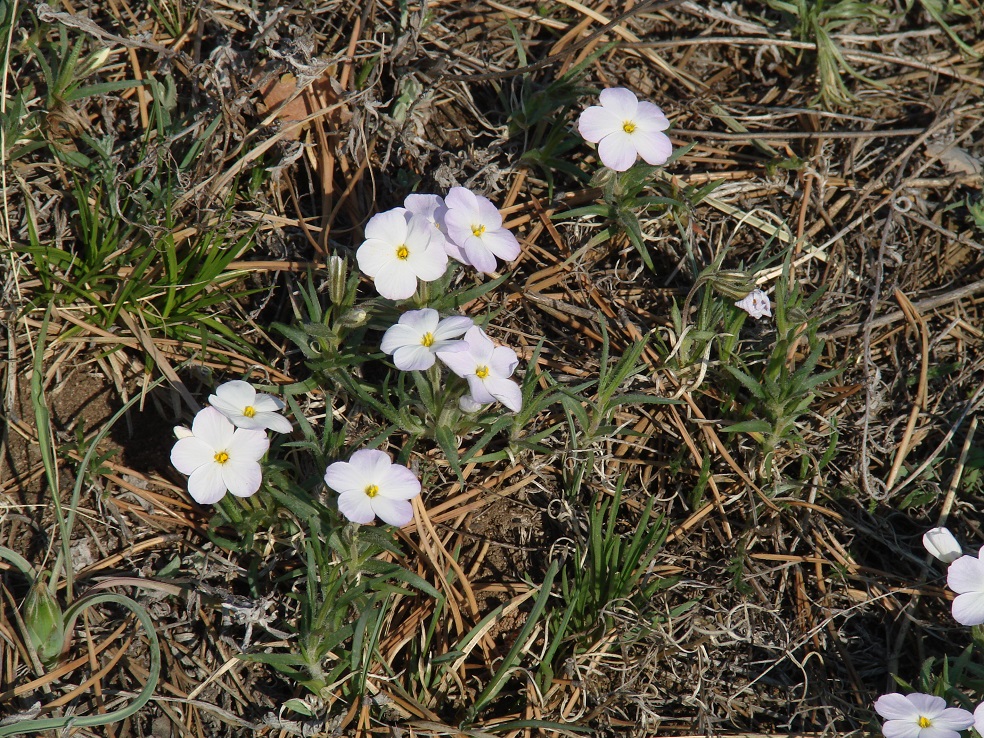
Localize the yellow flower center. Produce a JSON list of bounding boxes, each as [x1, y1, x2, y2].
[[471, 224, 486, 237], [214, 451, 230, 464], [421, 332, 435, 347], [243, 405, 256, 418], [475, 365, 489, 379], [918, 717, 931, 729], [623, 121, 636, 134], [396, 245, 409, 260], [364, 484, 379, 498]]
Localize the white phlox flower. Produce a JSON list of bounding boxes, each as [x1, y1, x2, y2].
[[947, 545, 984, 626], [874, 693, 974, 738], [357, 208, 448, 300], [170, 407, 269, 505], [437, 325, 522, 412], [735, 289, 773, 320], [577, 87, 673, 172], [323, 449, 421, 527], [208, 380, 292, 433], [923, 527, 962, 564], [442, 187, 521, 275], [380, 309, 473, 371]]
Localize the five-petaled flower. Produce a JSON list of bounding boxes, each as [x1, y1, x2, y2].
[[735, 289, 773, 320], [577, 87, 673, 172], [947, 545, 984, 626], [209, 380, 292, 433], [437, 325, 522, 412], [170, 407, 269, 505], [357, 208, 448, 300], [874, 693, 974, 738], [381, 309, 473, 371], [442, 187, 521, 275], [324, 449, 421, 527], [923, 527, 962, 564]]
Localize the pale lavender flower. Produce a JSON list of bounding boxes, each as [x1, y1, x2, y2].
[[209, 380, 292, 433], [324, 449, 421, 527], [735, 289, 772, 319], [874, 693, 973, 738], [437, 325, 522, 412], [442, 187, 521, 275], [357, 208, 448, 300], [380, 309, 473, 371], [171, 408, 269, 504], [577, 87, 672, 171]]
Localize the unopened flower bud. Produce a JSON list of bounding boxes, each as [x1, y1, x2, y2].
[[23, 576, 65, 664], [337, 307, 368, 328], [326, 255, 348, 306], [709, 270, 757, 300]]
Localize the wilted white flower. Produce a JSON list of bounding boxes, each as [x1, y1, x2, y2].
[[442, 187, 521, 275], [577, 87, 672, 171], [209, 380, 292, 433], [947, 545, 984, 626], [923, 527, 962, 564], [170, 408, 269, 504], [380, 309, 473, 371], [357, 208, 448, 300], [437, 326, 522, 412], [458, 394, 484, 413], [874, 693, 973, 738], [735, 289, 772, 319], [324, 449, 421, 527]]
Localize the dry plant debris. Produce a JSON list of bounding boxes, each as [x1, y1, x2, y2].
[[2, 0, 984, 736]]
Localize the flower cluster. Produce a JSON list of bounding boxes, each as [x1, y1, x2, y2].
[[357, 187, 521, 300], [170, 381, 291, 505], [380, 309, 522, 413], [923, 526, 984, 627]]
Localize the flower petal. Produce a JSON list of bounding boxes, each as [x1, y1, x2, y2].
[[187, 463, 228, 505], [213, 380, 255, 408], [952, 591, 984, 626], [351, 449, 394, 481], [490, 345, 519, 378], [251, 394, 286, 413], [374, 261, 419, 300], [597, 131, 639, 171], [255, 411, 293, 434], [221, 458, 263, 498], [227, 428, 270, 462], [947, 553, 984, 594], [191, 407, 235, 450], [599, 87, 639, 119], [370, 496, 414, 527], [325, 461, 366, 495], [462, 238, 498, 274], [481, 228, 521, 261], [338, 490, 377, 524], [923, 527, 962, 563], [634, 101, 670, 131], [393, 344, 435, 371], [444, 187, 477, 214], [932, 708, 975, 730], [466, 376, 497, 405], [381, 323, 422, 354], [171, 437, 215, 475], [380, 464, 421, 500], [905, 694, 948, 717], [474, 195, 503, 229], [881, 721, 922, 738], [357, 238, 397, 278], [407, 243, 448, 280], [433, 315, 474, 340], [875, 694, 924, 721], [632, 129, 673, 166], [578, 105, 622, 143], [364, 208, 408, 243], [483, 374, 523, 412], [438, 349, 478, 378]]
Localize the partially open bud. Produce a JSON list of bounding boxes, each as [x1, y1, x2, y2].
[[923, 526, 962, 563], [326, 255, 348, 306], [337, 307, 368, 328], [23, 575, 65, 664]]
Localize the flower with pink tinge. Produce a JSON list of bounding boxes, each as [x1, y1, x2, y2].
[[170, 407, 269, 505], [356, 208, 448, 300], [947, 545, 984, 626], [735, 289, 772, 320], [437, 325, 522, 412], [577, 87, 672, 172], [442, 187, 521, 275], [380, 309, 473, 371], [874, 693, 974, 738], [923, 527, 962, 564], [208, 380, 292, 433], [324, 449, 421, 527]]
